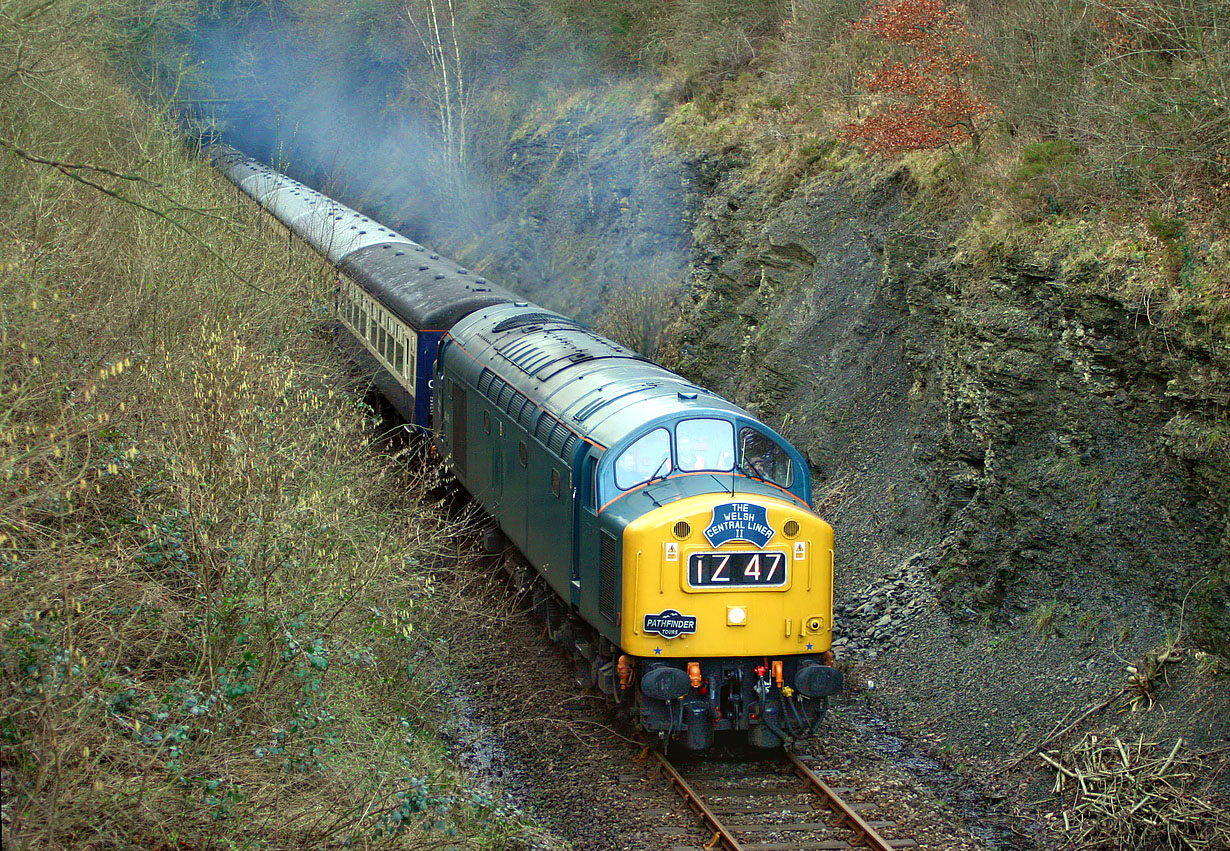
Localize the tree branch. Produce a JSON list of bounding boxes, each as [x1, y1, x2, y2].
[[0, 137, 276, 298]]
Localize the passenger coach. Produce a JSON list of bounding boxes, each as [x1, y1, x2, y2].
[[213, 147, 518, 427]]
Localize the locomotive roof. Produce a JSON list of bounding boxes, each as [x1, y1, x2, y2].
[[446, 303, 749, 451]]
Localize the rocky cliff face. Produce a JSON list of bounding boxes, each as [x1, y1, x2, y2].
[[671, 154, 1227, 639], [452, 90, 691, 324], [448, 96, 1229, 755], [668, 152, 1228, 756], [900, 243, 1229, 656]]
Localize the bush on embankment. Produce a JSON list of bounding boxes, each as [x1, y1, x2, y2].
[[0, 2, 516, 847]]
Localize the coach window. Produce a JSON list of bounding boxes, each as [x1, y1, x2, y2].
[[518, 441, 527, 468], [677, 418, 735, 472], [615, 428, 672, 491], [551, 468, 561, 498], [738, 427, 793, 488]]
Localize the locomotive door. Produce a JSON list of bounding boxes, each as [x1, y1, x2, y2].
[[490, 444, 502, 509], [451, 381, 467, 478], [572, 453, 600, 611]]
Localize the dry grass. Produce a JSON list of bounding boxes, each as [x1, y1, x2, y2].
[[654, 0, 1230, 343], [0, 1, 530, 848]]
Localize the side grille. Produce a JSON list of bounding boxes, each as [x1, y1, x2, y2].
[[518, 398, 536, 428], [476, 368, 581, 463], [477, 368, 495, 396], [546, 421, 569, 456], [534, 412, 553, 442], [599, 531, 617, 623]]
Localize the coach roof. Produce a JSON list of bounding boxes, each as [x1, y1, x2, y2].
[[339, 245, 521, 331]]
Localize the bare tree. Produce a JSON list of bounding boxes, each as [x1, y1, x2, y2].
[[404, 0, 469, 196], [595, 275, 681, 361]]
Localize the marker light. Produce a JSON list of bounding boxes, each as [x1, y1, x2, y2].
[[727, 606, 748, 626]]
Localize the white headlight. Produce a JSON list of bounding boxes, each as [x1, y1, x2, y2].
[[727, 606, 748, 626]]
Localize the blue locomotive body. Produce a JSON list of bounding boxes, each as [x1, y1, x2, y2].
[[213, 147, 843, 750]]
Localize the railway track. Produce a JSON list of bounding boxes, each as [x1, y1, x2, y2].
[[650, 749, 918, 851]]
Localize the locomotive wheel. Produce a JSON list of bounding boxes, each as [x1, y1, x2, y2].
[[480, 526, 508, 554]]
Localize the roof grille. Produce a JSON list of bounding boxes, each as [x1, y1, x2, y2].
[[492, 312, 583, 333]]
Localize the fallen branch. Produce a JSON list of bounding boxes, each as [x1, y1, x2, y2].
[[1002, 689, 1126, 773], [1041, 734, 1230, 850]]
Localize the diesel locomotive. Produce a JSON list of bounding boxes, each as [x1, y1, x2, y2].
[[213, 146, 843, 750]]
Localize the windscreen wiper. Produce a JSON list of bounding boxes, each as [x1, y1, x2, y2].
[[743, 456, 770, 482], [646, 456, 671, 485]]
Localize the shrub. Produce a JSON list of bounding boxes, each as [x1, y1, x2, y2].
[[0, 2, 520, 847], [595, 278, 681, 361], [839, 0, 993, 154]]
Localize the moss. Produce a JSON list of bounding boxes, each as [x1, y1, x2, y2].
[[1146, 211, 1186, 243], [1194, 572, 1230, 657], [1014, 139, 1079, 181]]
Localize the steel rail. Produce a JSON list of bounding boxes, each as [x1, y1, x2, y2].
[[652, 748, 914, 851], [783, 751, 903, 851], [651, 750, 746, 851]]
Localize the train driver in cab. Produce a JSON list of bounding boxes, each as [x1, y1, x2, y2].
[[615, 428, 672, 490], [677, 418, 736, 473]]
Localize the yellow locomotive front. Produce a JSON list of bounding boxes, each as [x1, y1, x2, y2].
[[619, 492, 843, 750]]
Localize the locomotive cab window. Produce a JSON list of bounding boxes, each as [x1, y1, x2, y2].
[[677, 418, 735, 472], [615, 428, 672, 491], [738, 428, 793, 488]]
